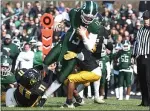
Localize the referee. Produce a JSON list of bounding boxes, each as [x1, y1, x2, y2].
[[133, 10, 150, 106]]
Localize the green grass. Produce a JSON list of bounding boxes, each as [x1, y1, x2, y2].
[[1, 97, 149, 110]]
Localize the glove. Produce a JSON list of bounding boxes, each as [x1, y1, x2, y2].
[[64, 51, 77, 60], [91, 45, 96, 53], [106, 74, 111, 81]]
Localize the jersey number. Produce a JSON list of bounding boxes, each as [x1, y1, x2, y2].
[[121, 55, 129, 62], [19, 85, 31, 99]]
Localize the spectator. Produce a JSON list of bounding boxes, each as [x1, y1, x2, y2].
[[24, 2, 32, 17], [102, 1, 115, 12], [15, 43, 34, 70], [33, 41, 43, 70], [14, 2, 22, 15], [29, 1, 41, 18], [125, 4, 136, 18], [138, 1, 150, 19], [57, 2, 65, 14], [2, 34, 20, 72]]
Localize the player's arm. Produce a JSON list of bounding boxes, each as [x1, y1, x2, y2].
[[77, 26, 97, 51]]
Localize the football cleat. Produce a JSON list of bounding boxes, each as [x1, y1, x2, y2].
[[74, 98, 85, 106], [118, 97, 123, 100], [94, 97, 105, 104], [37, 98, 47, 107], [60, 103, 75, 108]]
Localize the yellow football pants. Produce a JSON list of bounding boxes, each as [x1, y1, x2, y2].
[[64, 71, 101, 85]]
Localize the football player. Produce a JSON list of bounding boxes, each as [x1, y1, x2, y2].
[[96, 44, 111, 102], [116, 40, 132, 100], [112, 42, 122, 99], [1, 55, 17, 102], [38, 1, 105, 107], [5, 68, 51, 107]]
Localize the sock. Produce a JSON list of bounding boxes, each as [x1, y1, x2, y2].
[[119, 87, 123, 99], [87, 85, 92, 97], [44, 80, 62, 98], [78, 90, 84, 98], [77, 84, 85, 93], [126, 95, 130, 100], [66, 99, 73, 105], [94, 79, 100, 98], [115, 88, 119, 99]]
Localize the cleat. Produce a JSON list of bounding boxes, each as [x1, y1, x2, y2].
[[74, 98, 85, 106], [60, 103, 75, 108], [37, 98, 47, 107], [118, 98, 123, 100], [136, 92, 141, 96], [94, 97, 105, 104]]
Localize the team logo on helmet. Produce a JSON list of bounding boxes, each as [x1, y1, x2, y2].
[[122, 40, 131, 51], [81, 1, 98, 24]]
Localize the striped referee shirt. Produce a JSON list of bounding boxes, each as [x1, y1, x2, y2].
[[132, 26, 150, 57]]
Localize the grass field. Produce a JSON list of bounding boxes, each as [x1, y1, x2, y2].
[[1, 97, 150, 110]]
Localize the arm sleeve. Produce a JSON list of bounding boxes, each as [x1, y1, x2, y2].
[[106, 62, 111, 76]]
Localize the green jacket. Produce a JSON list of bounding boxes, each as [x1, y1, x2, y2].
[[2, 43, 20, 60], [33, 50, 43, 67]]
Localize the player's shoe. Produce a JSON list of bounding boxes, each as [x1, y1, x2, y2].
[[94, 97, 105, 104], [125, 95, 130, 100], [61, 103, 75, 108], [136, 92, 141, 96], [37, 98, 47, 107], [118, 97, 123, 100], [74, 98, 85, 106]]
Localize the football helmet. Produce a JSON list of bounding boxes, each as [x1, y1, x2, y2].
[[81, 1, 98, 24], [23, 68, 42, 89], [1, 55, 12, 76], [122, 40, 131, 51], [12, 37, 21, 49], [114, 43, 122, 53]]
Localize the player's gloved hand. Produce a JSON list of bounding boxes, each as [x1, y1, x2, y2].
[[106, 74, 110, 81], [64, 51, 77, 60], [91, 45, 96, 53]]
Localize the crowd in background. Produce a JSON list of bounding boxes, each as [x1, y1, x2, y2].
[[1, 1, 150, 98]]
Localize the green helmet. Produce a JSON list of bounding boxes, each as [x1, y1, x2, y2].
[[1, 55, 12, 76], [81, 1, 98, 24], [122, 40, 131, 51]]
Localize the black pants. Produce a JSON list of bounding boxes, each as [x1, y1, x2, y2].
[[137, 55, 150, 106]]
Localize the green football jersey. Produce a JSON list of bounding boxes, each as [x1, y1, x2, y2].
[[117, 50, 131, 70], [98, 55, 109, 72], [58, 8, 101, 60]]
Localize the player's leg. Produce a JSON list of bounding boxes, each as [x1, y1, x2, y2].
[[100, 70, 107, 99], [114, 72, 119, 99], [125, 72, 132, 100], [38, 59, 77, 107], [64, 68, 101, 106], [118, 71, 124, 100], [6, 88, 17, 107], [43, 42, 63, 66]]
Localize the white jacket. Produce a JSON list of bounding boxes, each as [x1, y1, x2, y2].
[[15, 50, 34, 69]]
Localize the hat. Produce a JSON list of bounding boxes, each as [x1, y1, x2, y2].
[[143, 10, 150, 19], [37, 41, 42, 46], [5, 34, 11, 39]]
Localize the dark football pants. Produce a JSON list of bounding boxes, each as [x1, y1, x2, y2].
[[100, 70, 107, 87], [137, 55, 150, 106], [114, 74, 119, 88], [118, 71, 132, 87]]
